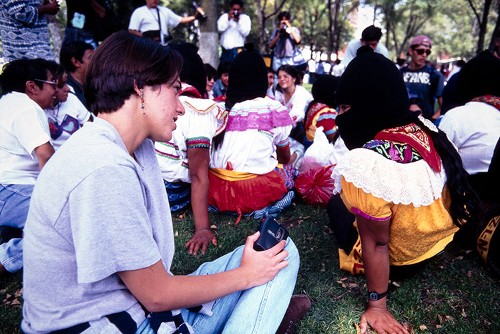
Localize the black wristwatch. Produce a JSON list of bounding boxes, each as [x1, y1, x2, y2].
[[368, 290, 388, 301]]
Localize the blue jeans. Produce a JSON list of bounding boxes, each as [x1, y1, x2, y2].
[[220, 47, 241, 64], [272, 56, 293, 72], [63, 27, 98, 49], [136, 238, 299, 334], [0, 184, 34, 272]]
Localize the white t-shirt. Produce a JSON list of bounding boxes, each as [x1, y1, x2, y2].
[[341, 39, 389, 67], [155, 95, 226, 183], [44, 93, 92, 150], [211, 97, 292, 175], [439, 101, 500, 175], [272, 85, 313, 124], [217, 13, 251, 49], [0, 92, 51, 184], [128, 5, 182, 36], [22, 118, 174, 332]]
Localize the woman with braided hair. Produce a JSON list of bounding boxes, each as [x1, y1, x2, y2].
[[327, 46, 479, 334]]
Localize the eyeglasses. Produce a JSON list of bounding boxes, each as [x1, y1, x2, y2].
[[34, 79, 58, 88], [412, 48, 431, 56]]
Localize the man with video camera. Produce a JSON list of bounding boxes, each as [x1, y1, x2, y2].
[[217, 0, 251, 63], [129, 0, 204, 46]]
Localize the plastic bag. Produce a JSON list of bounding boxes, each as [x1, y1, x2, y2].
[[301, 127, 336, 171], [294, 164, 335, 207]]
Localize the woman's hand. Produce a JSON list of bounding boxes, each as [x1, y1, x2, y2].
[[239, 232, 289, 288], [359, 306, 409, 334], [185, 229, 217, 255]]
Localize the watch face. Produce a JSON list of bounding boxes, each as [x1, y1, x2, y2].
[[369, 292, 379, 300]]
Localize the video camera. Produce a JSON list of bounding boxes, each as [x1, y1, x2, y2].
[[192, 1, 207, 20]]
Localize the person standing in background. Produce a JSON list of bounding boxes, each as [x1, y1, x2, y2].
[[401, 35, 444, 120], [340, 25, 389, 68], [128, 0, 202, 45], [268, 11, 301, 72], [0, 0, 59, 62], [217, 0, 251, 63], [64, 0, 107, 48]]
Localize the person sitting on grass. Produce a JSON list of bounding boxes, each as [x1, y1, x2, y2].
[[209, 47, 296, 219], [212, 61, 230, 102], [301, 74, 340, 150], [326, 46, 479, 334], [22, 31, 300, 334], [0, 58, 56, 277], [155, 42, 227, 255], [43, 62, 93, 151]]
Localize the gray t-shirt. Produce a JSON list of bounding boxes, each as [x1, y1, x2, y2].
[[22, 118, 175, 333]]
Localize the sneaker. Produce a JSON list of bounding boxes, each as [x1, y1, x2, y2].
[[276, 294, 312, 334]]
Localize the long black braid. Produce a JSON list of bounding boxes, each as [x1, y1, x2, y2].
[[414, 117, 481, 227]]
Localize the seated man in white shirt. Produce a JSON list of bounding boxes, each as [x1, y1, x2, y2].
[[0, 58, 56, 276]]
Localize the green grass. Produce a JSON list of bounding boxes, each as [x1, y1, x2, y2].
[[1, 203, 499, 333]]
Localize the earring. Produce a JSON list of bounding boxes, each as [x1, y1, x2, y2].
[[140, 89, 145, 115]]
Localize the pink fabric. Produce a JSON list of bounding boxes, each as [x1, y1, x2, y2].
[[226, 107, 294, 132], [351, 207, 391, 222]]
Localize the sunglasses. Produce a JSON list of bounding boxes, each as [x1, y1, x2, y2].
[[34, 79, 58, 88], [413, 48, 431, 56]]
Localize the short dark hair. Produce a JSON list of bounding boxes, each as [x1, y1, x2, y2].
[[0, 58, 52, 93], [230, 0, 243, 7], [277, 11, 291, 22], [277, 64, 303, 85], [217, 61, 231, 78], [361, 25, 383, 42], [204, 63, 217, 81], [84, 31, 183, 115], [170, 42, 206, 97], [60, 41, 94, 73]]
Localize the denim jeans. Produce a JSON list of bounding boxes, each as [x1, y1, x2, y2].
[[0, 184, 34, 272], [63, 27, 98, 49], [272, 56, 293, 72], [136, 238, 299, 334]]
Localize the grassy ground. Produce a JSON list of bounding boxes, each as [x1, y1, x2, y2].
[[1, 203, 499, 333]]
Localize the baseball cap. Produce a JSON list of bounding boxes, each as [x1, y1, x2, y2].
[[410, 35, 432, 48]]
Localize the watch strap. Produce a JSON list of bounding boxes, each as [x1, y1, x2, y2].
[[368, 290, 388, 301]]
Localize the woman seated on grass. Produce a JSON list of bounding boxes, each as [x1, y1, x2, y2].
[[327, 46, 479, 334], [301, 74, 340, 150], [22, 31, 299, 334], [270, 64, 312, 128], [209, 48, 296, 216], [155, 42, 227, 255], [44, 61, 93, 150]]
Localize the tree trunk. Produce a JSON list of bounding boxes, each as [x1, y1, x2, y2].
[[476, 0, 493, 54], [257, 0, 266, 52], [47, 14, 64, 61], [331, 0, 341, 54], [489, 1, 500, 51], [198, 0, 220, 68]]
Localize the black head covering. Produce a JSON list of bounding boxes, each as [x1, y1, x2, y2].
[[456, 50, 500, 104], [226, 47, 268, 107], [311, 74, 340, 108], [335, 46, 417, 149], [169, 42, 206, 97]]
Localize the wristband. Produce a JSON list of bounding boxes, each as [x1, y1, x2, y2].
[[368, 290, 388, 301]]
